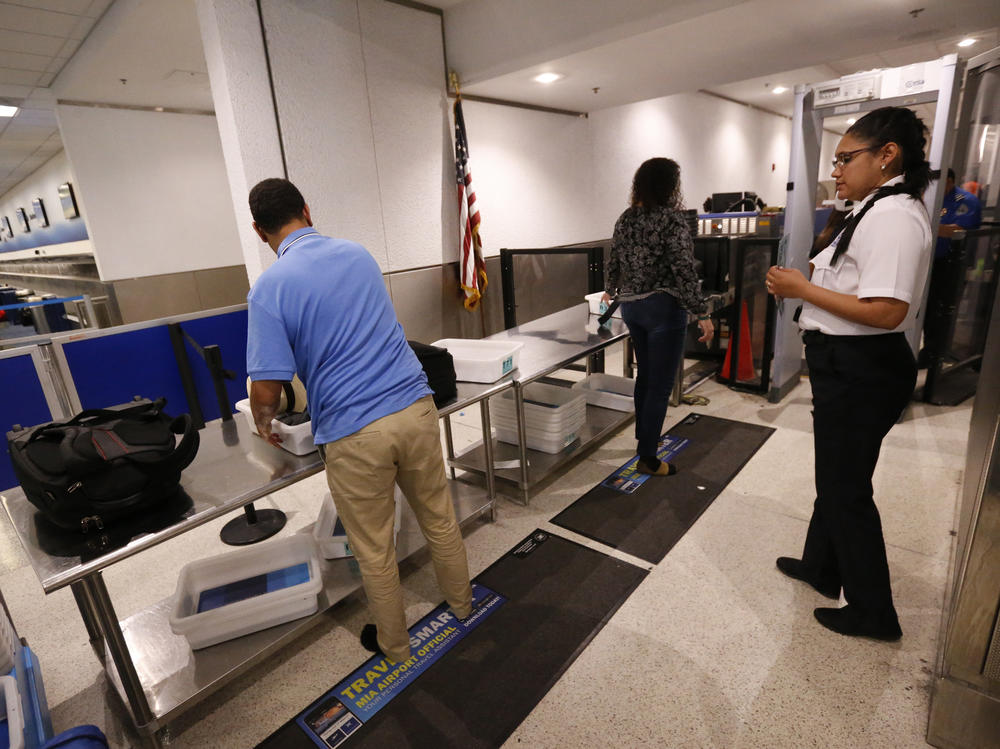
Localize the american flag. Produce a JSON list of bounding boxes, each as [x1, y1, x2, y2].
[[454, 96, 487, 310]]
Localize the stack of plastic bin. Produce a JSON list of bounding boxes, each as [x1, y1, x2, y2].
[[0, 591, 53, 748], [491, 382, 587, 453]]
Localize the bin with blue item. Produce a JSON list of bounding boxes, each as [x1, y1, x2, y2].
[[0, 591, 109, 748]]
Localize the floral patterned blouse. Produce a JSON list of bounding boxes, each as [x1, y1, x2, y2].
[[608, 206, 706, 314]]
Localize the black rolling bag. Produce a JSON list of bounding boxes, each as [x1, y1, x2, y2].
[[7, 397, 199, 533], [408, 341, 458, 407]]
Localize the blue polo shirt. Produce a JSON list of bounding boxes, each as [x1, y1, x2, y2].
[[246, 228, 430, 444], [935, 186, 982, 258]]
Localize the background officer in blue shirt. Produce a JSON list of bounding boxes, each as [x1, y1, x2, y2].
[[246, 178, 473, 663], [922, 169, 983, 364]]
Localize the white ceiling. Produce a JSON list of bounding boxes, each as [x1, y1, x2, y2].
[[0, 0, 998, 200], [0, 0, 114, 196]]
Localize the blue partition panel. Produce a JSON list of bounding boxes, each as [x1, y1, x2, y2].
[[61, 309, 249, 422], [1, 353, 54, 491]]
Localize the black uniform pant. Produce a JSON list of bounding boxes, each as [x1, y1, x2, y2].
[[801, 331, 916, 619]]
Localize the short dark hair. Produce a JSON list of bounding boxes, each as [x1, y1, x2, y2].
[[846, 107, 931, 199], [249, 178, 306, 234], [630, 158, 683, 211]]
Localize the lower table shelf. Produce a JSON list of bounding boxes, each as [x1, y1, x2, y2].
[[450, 403, 635, 496], [104, 479, 492, 729]]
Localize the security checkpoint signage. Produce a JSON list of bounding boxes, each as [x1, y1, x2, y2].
[[294, 583, 505, 748]]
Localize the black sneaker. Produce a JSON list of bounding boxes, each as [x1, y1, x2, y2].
[[360, 624, 384, 656]]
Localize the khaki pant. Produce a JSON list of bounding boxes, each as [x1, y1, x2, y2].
[[319, 395, 472, 662]]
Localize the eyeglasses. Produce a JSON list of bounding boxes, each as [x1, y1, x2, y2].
[[832, 148, 873, 169]]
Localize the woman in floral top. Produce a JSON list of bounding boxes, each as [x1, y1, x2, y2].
[[607, 158, 714, 475]]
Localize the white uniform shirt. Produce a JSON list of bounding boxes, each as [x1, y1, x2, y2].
[[799, 175, 932, 336]]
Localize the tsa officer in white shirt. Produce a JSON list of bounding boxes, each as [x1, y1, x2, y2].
[[765, 106, 933, 642]]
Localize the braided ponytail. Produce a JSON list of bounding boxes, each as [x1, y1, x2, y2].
[[846, 107, 931, 199]]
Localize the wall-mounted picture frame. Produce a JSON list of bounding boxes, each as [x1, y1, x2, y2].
[[15, 207, 30, 233], [31, 197, 49, 228], [58, 182, 80, 219], [1, 216, 11, 239]]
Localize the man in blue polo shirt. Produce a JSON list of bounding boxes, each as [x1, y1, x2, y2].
[[246, 178, 472, 663]]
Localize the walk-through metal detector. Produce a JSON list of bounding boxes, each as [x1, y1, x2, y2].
[[769, 54, 963, 402]]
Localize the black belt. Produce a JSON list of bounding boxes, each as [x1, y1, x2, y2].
[[802, 330, 903, 344]]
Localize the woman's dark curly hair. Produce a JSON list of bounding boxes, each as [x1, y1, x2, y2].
[[846, 106, 931, 199], [630, 157, 683, 211]]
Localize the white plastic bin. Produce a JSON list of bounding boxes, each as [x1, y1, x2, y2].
[[168, 535, 323, 650], [584, 291, 622, 318], [493, 424, 581, 454], [235, 398, 316, 456], [313, 490, 404, 560], [430, 339, 523, 382], [571, 373, 636, 412], [491, 382, 587, 428], [491, 401, 586, 436], [491, 382, 587, 453], [0, 676, 24, 749]]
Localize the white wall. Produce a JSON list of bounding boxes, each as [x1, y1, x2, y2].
[[461, 100, 598, 250], [56, 105, 244, 282], [590, 93, 787, 228], [0, 150, 92, 258], [198, 0, 840, 282]]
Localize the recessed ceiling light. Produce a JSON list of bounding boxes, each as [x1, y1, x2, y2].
[[532, 73, 564, 84], [846, 118, 857, 125], [957, 38, 976, 47], [0, 105, 18, 118], [772, 86, 788, 94]]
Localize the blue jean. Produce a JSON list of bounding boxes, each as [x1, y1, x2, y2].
[[621, 292, 688, 457]]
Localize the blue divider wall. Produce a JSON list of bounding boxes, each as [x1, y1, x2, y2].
[[60, 308, 249, 422], [1, 353, 54, 491]]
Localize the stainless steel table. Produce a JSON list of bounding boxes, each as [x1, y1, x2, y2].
[[450, 303, 634, 504], [0, 384, 509, 743]]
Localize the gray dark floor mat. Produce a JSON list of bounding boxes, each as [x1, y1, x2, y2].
[[551, 413, 774, 563]]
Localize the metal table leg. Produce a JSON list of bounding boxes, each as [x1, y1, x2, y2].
[[71, 580, 103, 642], [479, 399, 497, 521], [81, 573, 157, 731], [443, 414, 457, 479], [670, 354, 683, 407], [514, 384, 530, 505]]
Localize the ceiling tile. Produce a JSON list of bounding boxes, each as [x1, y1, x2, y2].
[[56, 38, 81, 60], [0, 50, 51, 73], [44, 55, 70, 74], [0, 30, 65, 56], [881, 41, 940, 68], [84, 0, 115, 18], [2, 122, 57, 139], [35, 71, 53, 87], [6, 0, 92, 13], [0, 67, 44, 86], [0, 4, 80, 37], [9, 108, 57, 125], [67, 15, 98, 41]]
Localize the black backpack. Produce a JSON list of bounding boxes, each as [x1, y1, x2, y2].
[[7, 398, 199, 533], [408, 341, 458, 407]]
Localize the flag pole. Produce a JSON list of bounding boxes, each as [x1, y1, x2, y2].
[[451, 70, 489, 338]]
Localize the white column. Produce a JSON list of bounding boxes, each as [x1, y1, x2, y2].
[[196, 0, 285, 284]]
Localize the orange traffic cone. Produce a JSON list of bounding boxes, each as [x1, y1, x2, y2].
[[720, 301, 756, 381]]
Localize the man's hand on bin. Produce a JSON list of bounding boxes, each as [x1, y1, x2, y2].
[[250, 380, 285, 447]]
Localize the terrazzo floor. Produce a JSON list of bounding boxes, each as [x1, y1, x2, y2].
[[0, 342, 972, 748]]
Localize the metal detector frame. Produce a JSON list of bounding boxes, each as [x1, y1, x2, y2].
[[771, 54, 964, 402]]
